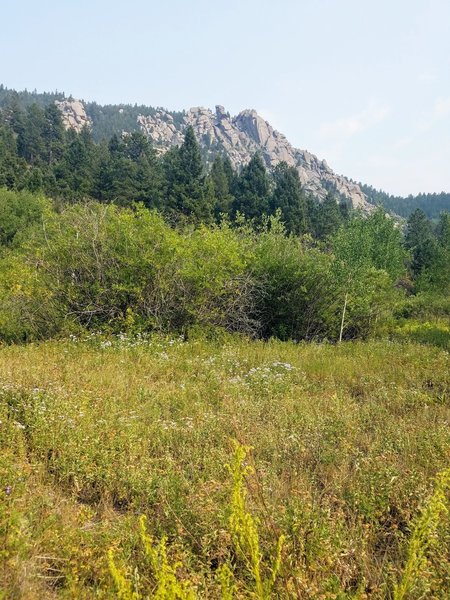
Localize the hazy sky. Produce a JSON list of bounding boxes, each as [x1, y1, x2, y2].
[[2, 0, 450, 195]]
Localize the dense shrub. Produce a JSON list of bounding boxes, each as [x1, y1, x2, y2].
[[0, 201, 258, 340], [0, 187, 46, 247], [1, 192, 447, 344]]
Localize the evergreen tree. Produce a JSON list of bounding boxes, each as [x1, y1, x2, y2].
[[305, 195, 320, 237], [222, 156, 237, 190], [43, 103, 65, 164], [405, 208, 437, 276], [0, 122, 26, 188], [315, 192, 343, 240], [3, 93, 25, 141], [19, 104, 47, 165], [163, 126, 212, 224], [437, 212, 450, 247], [209, 155, 234, 220], [418, 211, 450, 292], [339, 200, 351, 223], [53, 127, 96, 199], [232, 153, 270, 222], [405, 208, 433, 249], [21, 166, 44, 193], [98, 134, 137, 204], [270, 162, 307, 235], [93, 132, 162, 208]]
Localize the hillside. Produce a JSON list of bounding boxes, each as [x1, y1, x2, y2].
[[134, 104, 369, 208], [0, 85, 369, 209], [3, 85, 450, 219], [361, 182, 450, 220]]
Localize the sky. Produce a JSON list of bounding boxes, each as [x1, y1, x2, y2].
[[2, 0, 450, 196]]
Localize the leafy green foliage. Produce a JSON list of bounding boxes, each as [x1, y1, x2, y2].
[[330, 209, 407, 340], [1, 186, 447, 344], [0, 201, 257, 339], [250, 217, 335, 340], [0, 188, 46, 246], [0, 95, 448, 344]]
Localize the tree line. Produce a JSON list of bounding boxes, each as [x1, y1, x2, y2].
[[0, 98, 350, 239], [360, 182, 450, 220]]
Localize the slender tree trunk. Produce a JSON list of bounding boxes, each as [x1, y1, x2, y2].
[[338, 292, 348, 343]]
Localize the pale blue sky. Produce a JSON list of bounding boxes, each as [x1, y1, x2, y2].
[[2, 0, 450, 195]]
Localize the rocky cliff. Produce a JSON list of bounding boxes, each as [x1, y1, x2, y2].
[[137, 105, 369, 209], [57, 99, 370, 209]]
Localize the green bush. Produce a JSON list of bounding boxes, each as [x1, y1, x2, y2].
[[0, 194, 430, 344], [0, 201, 258, 340], [0, 187, 47, 247]]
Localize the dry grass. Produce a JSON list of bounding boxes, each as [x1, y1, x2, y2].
[[1, 334, 449, 598]]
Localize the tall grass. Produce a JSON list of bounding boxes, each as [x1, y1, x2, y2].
[[394, 468, 450, 600], [0, 335, 449, 598]]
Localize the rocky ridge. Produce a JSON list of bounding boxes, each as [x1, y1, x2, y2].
[[139, 105, 369, 209], [57, 99, 369, 209]]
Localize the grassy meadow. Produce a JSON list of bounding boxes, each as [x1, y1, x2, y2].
[[0, 334, 449, 599]]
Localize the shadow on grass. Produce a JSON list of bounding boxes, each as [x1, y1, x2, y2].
[[392, 321, 450, 350]]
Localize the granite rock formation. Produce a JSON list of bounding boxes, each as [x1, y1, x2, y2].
[[57, 99, 370, 209], [138, 106, 369, 208], [55, 99, 91, 133]]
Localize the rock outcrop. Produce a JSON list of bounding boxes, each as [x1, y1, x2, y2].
[[57, 98, 370, 209], [55, 99, 91, 133], [138, 106, 369, 209]]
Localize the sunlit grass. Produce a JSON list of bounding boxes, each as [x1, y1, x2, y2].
[[1, 335, 449, 598]]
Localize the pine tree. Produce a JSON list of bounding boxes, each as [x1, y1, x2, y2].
[[232, 153, 270, 222], [53, 127, 96, 199], [405, 209, 437, 276], [223, 156, 237, 190], [19, 104, 47, 165], [3, 93, 25, 142], [339, 200, 350, 223], [0, 122, 26, 189], [210, 155, 234, 220], [270, 162, 307, 235], [405, 209, 433, 250], [315, 192, 343, 240], [437, 212, 450, 247], [305, 196, 319, 237], [43, 104, 65, 164], [417, 211, 450, 292], [163, 126, 212, 224]]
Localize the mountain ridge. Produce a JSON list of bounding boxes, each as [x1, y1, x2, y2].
[[4, 85, 449, 216], [54, 96, 370, 210]]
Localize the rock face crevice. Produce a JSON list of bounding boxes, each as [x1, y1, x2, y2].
[[57, 99, 370, 209]]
